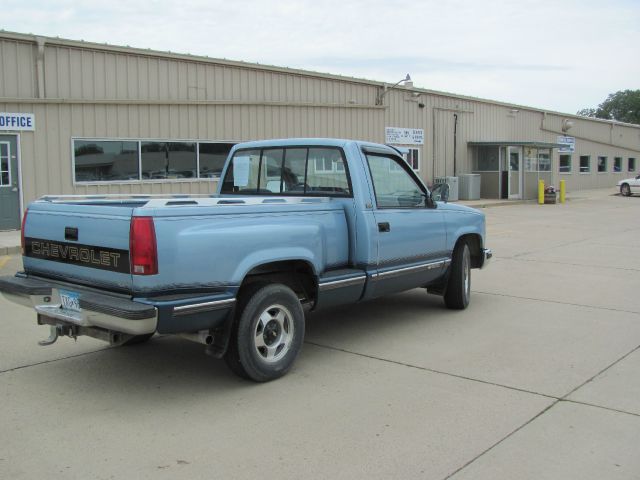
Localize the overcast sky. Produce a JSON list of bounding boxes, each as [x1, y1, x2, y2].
[[3, 0, 639, 114]]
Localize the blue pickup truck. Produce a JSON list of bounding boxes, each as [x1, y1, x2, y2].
[[0, 138, 491, 381]]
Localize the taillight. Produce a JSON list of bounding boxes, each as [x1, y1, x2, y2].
[[129, 216, 158, 275], [20, 208, 28, 255]]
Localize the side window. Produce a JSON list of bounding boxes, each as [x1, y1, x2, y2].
[[306, 148, 351, 195], [221, 149, 261, 193], [366, 154, 424, 208]]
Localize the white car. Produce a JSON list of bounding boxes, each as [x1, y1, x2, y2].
[[617, 175, 640, 196]]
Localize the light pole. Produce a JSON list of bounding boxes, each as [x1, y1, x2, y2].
[[376, 74, 413, 105]]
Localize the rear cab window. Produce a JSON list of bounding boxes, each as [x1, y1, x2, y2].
[[221, 147, 352, 197]]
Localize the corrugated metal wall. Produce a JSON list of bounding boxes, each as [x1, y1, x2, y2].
[[1, 32, 639, 210]]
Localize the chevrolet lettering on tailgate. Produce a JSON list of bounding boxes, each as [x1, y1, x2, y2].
[[25, 238, 129, 274]]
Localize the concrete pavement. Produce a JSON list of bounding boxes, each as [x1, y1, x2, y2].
[[1, 188, 639, 479]]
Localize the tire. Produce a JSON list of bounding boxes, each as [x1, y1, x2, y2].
[[444, 242, 471, 310], [121, 333, 154, 346], [224, 283, 305, 382], [620, 183, 631, 197]]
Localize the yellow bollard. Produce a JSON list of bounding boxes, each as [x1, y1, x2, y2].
[[538, 179, 545, 204], [560, 179, 566, 204]]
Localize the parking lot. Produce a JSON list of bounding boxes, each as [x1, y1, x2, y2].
[[1, 189, 639, 479]]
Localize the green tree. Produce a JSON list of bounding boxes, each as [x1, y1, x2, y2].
[[577, 90, 640, 125]]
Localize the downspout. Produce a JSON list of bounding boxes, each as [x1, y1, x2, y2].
[[35, 36, 46, 98], [453, 113, 458, 176]]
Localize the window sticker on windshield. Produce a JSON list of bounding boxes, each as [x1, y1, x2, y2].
[[233, 156, 251, 187]]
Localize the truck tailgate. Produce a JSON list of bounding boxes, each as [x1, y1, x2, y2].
[[22, 201, 136, 293]]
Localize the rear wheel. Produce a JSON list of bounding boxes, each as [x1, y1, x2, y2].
[[444, 242, 471, 310], [224, 283, 305, 382], [620, 183, 631, 196]]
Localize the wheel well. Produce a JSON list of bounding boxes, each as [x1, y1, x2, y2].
[[456, 234, 483, 268], [240, 260, 317, 306]]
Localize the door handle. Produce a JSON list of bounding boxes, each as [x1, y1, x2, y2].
[[378, 222, 390, 233]]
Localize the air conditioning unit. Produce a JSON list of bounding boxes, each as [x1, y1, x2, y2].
[[434, 176, 459, 201]]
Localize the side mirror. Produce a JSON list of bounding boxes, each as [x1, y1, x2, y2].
[[431, 183, 450, 203]]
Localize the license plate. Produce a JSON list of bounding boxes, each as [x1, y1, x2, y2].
[[59, 290, 81, 312]]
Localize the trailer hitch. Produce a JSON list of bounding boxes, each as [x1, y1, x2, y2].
[[38, 324, 77, 346]]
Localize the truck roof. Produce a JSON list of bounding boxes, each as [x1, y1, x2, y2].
[[231, 138, 400, 155]]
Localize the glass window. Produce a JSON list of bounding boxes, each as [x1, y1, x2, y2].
[[524, 147, 538, 172], [306, 148, 350, 195], [475, 146, 499, 171], [559, 155, 571, 173], [613, 157, 622, 172], [597, 156, 607, 173], [221, 147, 351, 197], [282, 148, 307, 193], [538, 150, 551, 172], [401, 148, 420, 171], [74, 140, 139, 182], [629, 158, 637, 172], [220, 149, 261, 193], [366, 154, 424, 208], [141, 141, 196, 180], [262, 149, 284, 193], [580, 155, 591, 173], [199, 143, 234, 178], [0, 142, 9, 186]]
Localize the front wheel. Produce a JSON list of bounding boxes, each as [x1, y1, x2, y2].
[[620, 183, 631, 196], [224, 283, 305, 382], [444, 242, 471, 310]]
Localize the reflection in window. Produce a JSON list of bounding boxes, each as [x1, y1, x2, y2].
[[474, 147, 499, 171], [559, 155, 572, 173], [629, 158, 637, 172], [367, 154, 423, 208], [306, 148, 350, 195], [613, 157, 622, 172], [580, 156, 591, 173], [220, 147, 350, 197], [597, 156, 607, 173], [538, 150, 551, 172], [0, 143, 9, 186], [141, 142, 196, 179], [199, 143, 234, 178], [74, 140, 139, 182]]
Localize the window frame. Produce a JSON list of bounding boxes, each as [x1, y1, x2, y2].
[[0, 141, 11, 187], [364, 151, 428, 210], [613, 157, 622, 173], [71, 137, 237, 185], [579, 155, 591, 174], [597, 155, 608, 174], [402, 148, 420, 171], [221, 145, 354, 198], [559, 154, 572, 174]]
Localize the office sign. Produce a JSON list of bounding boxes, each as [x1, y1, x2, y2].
[[557, 135, 575, 153], [0, 112, 35, 131], [385, 127, 424, 145]]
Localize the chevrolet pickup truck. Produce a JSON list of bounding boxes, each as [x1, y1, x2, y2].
[[0, 138, 491, 381]]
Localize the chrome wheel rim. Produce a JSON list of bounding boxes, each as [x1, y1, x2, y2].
[[463, 247, 470, 302], [254, 304, 294, 363], [622, 184, 630, 196]]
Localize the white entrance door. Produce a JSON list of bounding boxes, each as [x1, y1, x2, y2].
[[508, 146, 522, 199]]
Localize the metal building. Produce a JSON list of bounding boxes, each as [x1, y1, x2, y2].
[[1, 31, 639, 230]]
